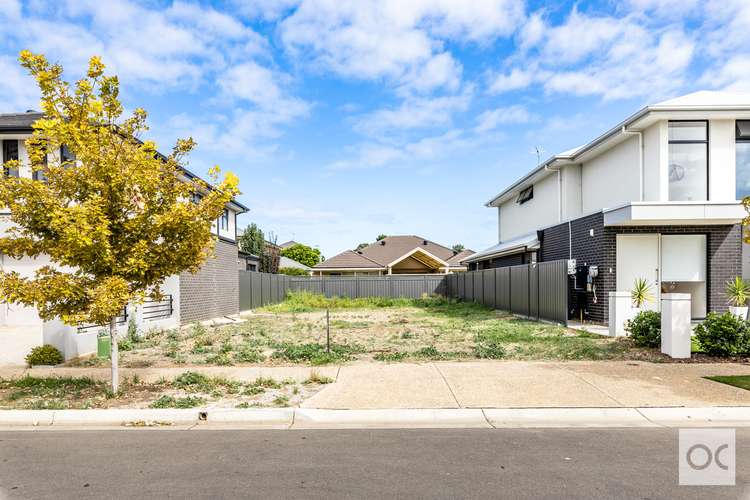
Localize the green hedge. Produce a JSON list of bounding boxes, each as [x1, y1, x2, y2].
[[625, 310, 661, 348], [694, 312, 750, 357]]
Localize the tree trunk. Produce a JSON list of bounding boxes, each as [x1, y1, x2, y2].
[[110, 316, 119, 393]]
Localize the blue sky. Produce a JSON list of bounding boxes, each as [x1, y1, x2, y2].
[[0, 0, 747, 258]]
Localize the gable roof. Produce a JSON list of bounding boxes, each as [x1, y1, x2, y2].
[[314, 250, 384, 269], [0, 111, 249, 213], [279, 240, 299, 249], [315, 235, 473, 269], [485, 90, 750, 208]]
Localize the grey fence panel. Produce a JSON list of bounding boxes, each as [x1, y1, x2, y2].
[[465, 272, 474, 302], [457, 273, 465, 299], [473, 272, 483, 304], [496, 267, 510, 311], [529, 264, 539, 320], [482, 269, 495, 308], [510, 265, 530, 318], [537, 260, 569, 323], [358, 277, 388, 297]]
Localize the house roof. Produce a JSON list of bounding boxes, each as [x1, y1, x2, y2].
[[315, 235, 474, 270], [279, 255, 311, 270], [485, 90, 750, 208], [279, 240, 299, 249], [462, 233, 540, 264], [314, 250, 384, 269], [0, 111, 249, 213], [446, 249, 475, 266]]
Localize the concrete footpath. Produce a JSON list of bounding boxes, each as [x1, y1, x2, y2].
[[2, 360, 747, 409], [1, 360, 748, 429]]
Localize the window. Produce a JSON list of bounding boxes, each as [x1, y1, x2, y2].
[[33, 149, 48, 182], [668, 121, 707, 201], [220, 209, 229, 230], [60, 145, 75, 165], [516, 185, 533, 204], [736, 121, 750, 200], [2, 140, 19, 177]]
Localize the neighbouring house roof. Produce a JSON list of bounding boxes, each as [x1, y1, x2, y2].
[[485, 90, 750, 208], [0, 111, 249, 213], [313, 250, 384, 269], [279, 240, 299, 249], [462, 233, 540, 264], [279, 256, 311, 270], [315, 235, 474, 270], [238, 250, 260, 260], [446, 249, 475, 266]]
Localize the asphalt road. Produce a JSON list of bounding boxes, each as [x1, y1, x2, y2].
[[0, 428, 748, 499]]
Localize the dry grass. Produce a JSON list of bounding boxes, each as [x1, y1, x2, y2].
[[69, 293, 660, 367]]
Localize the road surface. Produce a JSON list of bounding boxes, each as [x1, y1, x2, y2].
[[0, 428, 748, 499]]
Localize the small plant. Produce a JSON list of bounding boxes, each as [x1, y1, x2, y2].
[[694, 312, 750, 357], [252, 377, 281, 389], [373, 351, 408, 362], [304, 371, 334, 384], [272, 394, 290, 407], [205, 353, 233, 366], [725, 277, 750, 307], [625, 310, 661, 348], [25, 345, 64, 366], [631, 278, 654, 308], [149, 395, 205, 409], [190, 322, 207, 338], [473, 338, 506, 359], [235, 347, 264, 363]]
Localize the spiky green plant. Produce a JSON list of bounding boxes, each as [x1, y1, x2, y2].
[[631, 278, 654, 308], [725, 277, 750, 307]]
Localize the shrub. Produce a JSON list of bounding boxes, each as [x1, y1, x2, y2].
[[474, 339, 506, 359], [278, 267, 310, 276], [25, 345, 64, 366], [694, 312, 750, 357], [149, 395, 205, 409], [625, 311, 661, 347]]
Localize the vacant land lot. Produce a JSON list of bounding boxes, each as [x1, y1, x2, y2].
[[73, 293, 660, 368]]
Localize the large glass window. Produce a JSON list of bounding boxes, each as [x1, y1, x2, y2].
[[736, 121, 750, 200], [668, 121, 707, 201], [2, 140, 19, 177]]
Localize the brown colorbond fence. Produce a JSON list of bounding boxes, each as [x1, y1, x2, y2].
[[239, 272, 446, 311], [446, 260, 569, 325], [239, 260, 568, 325]]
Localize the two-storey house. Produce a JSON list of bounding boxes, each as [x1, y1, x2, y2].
[[0, 111, 248, 364], [463, 91, 749, 324]]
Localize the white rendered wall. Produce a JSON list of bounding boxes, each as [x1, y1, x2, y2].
[[499, 172, 559, 241], [581, 135, 640, 212], [642, 122, 663, 201], [709, 119, 735, 202], [561, 164, 582, 220]]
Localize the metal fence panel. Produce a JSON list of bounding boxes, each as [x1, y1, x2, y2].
[[496, 267, 510, 311], [537, 260, 568, 323], [509, 265, 529, 317], [482, 269, 495, 308]]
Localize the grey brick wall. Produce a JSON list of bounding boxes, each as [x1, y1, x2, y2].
[[180, 239, 239, 324], [540, 212, 742, 323]]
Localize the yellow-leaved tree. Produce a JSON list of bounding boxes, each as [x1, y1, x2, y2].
[[0, 51, 239, 391]]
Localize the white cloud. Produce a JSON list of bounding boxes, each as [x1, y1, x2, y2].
[[231, 0, 301, 21], [487, 7, 696, 101], [474, 105, 534, 133], [280, 0, 523, 93], [487, 67, 537, 94], [0, 55, 41, 112], [253, 202, 341, 223], [354, 89, 472, 136]]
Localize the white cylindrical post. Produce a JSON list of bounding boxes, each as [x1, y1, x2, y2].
[[608, 291, 634, 337], [661, 293, 692, 359]]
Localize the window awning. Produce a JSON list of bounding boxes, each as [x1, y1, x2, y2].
[[461, 233, 540, 264]]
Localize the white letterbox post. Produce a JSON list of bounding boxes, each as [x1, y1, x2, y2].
[[661, 293, 692, 359], [609, 291, 634, 337]]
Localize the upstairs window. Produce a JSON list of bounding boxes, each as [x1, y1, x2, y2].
[[516, 185, 533, 204], [220, 209, 229, 230], [60, 145, 76, 166], [32, 149, 48, 182], [668, 121, 708, 201], [736, 121, 750, 200], [2, 140, 19, 177]]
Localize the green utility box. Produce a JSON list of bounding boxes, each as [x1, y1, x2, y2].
[[97, 335, 111, 358]]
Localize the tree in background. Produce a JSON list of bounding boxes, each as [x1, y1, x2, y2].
[[0, 52, 239, 392], [452, 244, 465, 253], [278, 267, 310, 276], [261, 232, 281, 273], [239, 223, 265, 256], [376, 234, 387, 241], [354, 242, 369, 252], [281, 243, 322, 268]]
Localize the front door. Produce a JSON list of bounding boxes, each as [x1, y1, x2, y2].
[[616, 234, 660, 311]]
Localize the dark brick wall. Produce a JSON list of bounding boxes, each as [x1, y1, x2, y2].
[[540, 212, 742, 323], [180, 239, 239, 324]]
